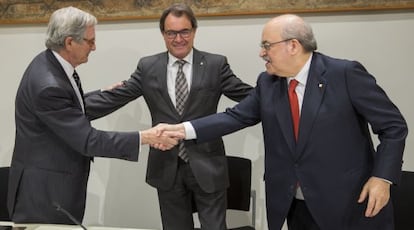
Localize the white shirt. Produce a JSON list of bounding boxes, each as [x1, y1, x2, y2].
[[51, 50, 85, 113], [167, 50, 193, 107], [287, 53, 313, 115]]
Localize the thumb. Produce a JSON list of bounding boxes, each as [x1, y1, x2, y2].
[[358, 186, 368, 203]]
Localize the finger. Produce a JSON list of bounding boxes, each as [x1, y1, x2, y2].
[[151, 143, 160, 149], [371, 194, 388, 217], [157, 144, 168, 151], [153, 126, 161, 136], [168, 136, 179, 144], [370, 202, 382, 217], [163, 131, 182, 138], [365, 197, 376, 217], [358, 187, 368, 203]]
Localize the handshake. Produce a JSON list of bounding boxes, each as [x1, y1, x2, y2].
[[140, 123, 187, 151]]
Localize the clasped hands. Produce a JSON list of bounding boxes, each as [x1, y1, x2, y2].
[[140, 123, 186, 151]]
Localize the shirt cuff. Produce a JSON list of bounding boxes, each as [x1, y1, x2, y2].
[[183, 122, 196, 140], [379, 178, 392, 184], [138, 131, 142, 154]]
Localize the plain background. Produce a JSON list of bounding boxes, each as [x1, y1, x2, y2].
[[0, 10, 413, 230]]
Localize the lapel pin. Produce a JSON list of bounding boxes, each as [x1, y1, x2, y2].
[[318, 83, 323, 88]]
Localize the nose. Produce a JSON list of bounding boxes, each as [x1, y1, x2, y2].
[[174, 34, 185, 42], [259, 48, 266, 57]]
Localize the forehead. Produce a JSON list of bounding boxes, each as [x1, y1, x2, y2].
[[262, 21, 282, 41], [83, 25, 95, 38], [164, 14, 192, 30]]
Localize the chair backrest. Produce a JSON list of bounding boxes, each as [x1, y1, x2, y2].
[[391, 170, 414, 230], [192, 156, 255, 229], [0, 167, 10, 221], [226, 156, 252, 211]]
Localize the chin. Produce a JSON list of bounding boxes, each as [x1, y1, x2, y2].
[[173, 53, 187, 59], [265, 66, 273, 74]]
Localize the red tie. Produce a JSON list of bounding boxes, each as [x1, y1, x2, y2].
[[288, 79, 300, 141]]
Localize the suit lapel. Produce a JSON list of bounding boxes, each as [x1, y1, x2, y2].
[[185, 49, 205, 114], [297, 53, 327, 156], [46, 49, 84, 111], [156, 53, 178, 114]]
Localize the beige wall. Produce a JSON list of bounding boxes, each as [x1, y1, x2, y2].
[[0, 11, 413, 230]]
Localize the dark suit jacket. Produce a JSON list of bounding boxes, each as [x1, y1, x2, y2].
[[9, 49, 140, 224], [85, 49, 252, 192], [189, 52, 408, 230]]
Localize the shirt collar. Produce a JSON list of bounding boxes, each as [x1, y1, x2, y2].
[[168, 49, 193, 66], [289, 53, 313, 86], [51, 50, 75, 78]]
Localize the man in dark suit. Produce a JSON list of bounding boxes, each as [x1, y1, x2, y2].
[[85, 3, 252, 230], [8, 6, 179, 225], [159, 14, 408, 230]]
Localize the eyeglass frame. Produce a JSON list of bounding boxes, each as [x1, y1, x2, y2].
[[82, 37, 96, 47], [163, 28, 193, 39], [260, 38, 295, 51]]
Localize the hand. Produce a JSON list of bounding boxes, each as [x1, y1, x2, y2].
[[140, 125, 184, 151], [358, 176, 391, 217], [150, 123, 186, 150], [154, 123, 186, 138], [102, 80, 126, 91]]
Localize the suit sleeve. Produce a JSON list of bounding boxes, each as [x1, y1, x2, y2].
[[192, 78, 262, 142], [218, 56, 253, 102], [345, 61, 408, 183], [34, 85, 140, 161], [84, 62, 144, 120]]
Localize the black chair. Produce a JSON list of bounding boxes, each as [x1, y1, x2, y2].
[[0, 167, 12, 229], [391, 170, 414, 230], [193, 156, 256, 230]]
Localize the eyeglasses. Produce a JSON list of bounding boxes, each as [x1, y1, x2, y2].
[[164, 29, 193, 39], [260, 38, 294, 51], [82, 38, 95, 47]]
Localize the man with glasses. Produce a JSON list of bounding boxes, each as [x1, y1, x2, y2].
[[9, 6, 180, 225], [85, 3, 252, 230], [158, 14, 408, 230]]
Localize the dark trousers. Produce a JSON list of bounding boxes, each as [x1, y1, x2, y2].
[[157, 159, 227, 230], [287, 199, 321, 230]]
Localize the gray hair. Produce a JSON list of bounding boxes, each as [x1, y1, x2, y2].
[[281, 16, 317, 52], [45, 6, 97, 51]]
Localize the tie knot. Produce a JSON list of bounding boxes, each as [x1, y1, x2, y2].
[[176, 60, 186, 68], [73, 70, 80, 80], [289, 79, 299, 91]]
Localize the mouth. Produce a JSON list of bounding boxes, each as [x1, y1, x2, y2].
[[173, 41, 187, 47], [262, 56, 271, 65]]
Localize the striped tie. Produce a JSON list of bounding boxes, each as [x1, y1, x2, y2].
[[73, 70, 85, 109], [175, 60, 189, 162]]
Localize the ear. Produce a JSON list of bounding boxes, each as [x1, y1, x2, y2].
[[64, 36, 74, 50], [289, 39, 301, 55]]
